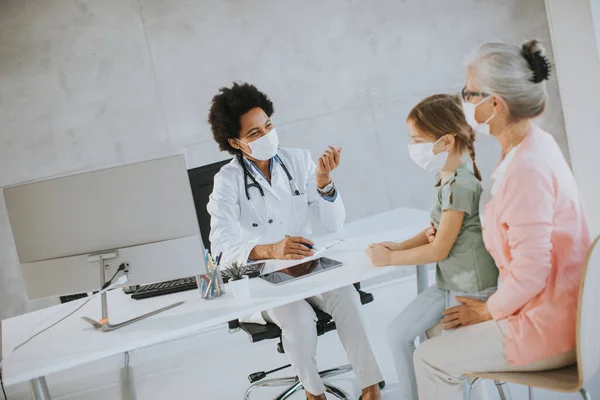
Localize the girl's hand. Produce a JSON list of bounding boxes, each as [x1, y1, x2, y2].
[[377, 241, 398, 251], [426, 222, 437, 243], [365, 244, 392, 267]]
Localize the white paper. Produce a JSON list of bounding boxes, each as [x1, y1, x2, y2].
[[260, 238, 346, 273]]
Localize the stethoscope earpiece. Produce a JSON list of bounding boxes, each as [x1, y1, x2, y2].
[[252, 223, 258, 227], [268, 219, 273, 224]]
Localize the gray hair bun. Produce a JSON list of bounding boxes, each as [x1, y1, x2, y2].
[[521, 40, 551, 83]]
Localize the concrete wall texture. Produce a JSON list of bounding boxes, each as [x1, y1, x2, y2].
[[0, 0, 566, 319], [592, 0, 600, 56]]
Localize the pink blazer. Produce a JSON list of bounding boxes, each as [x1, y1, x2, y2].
[[484, 125, 591, 366]]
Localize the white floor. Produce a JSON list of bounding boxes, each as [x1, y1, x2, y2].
[[4, 271, 599, 400]]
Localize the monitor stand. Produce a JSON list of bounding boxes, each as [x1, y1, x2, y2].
[[81, 252, 184, 332]]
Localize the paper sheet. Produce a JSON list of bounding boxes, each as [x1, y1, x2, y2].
[[260, 238, 345, 273]]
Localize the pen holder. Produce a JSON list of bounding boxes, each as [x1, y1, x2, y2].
[[197, 268, 225, 300], [228, 275, 251, 298]]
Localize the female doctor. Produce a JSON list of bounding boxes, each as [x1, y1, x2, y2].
[[207, 82, 383, 400]]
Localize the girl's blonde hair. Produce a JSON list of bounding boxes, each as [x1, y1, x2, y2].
[[407, 94, 481, 181]]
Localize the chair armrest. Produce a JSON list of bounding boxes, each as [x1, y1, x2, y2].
[[358, 289, 374, 305]]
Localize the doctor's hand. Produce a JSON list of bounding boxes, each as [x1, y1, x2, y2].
[[270, 236, 315, 260], [365, 244, 392, 267], [316, 146, 342, 188]]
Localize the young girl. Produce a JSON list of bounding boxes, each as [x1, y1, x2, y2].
[[365, 94, 498, 400]]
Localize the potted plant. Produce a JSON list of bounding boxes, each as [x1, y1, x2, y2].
[[226, 262, 251, 298]]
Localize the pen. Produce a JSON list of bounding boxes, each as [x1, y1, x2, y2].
[[216, 252, 223, 266], [210, 260, 223, 297], [207, 253, 215, 272], [285, 234, 315, 250]]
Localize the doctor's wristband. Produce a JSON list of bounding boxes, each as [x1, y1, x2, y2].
[[317, 182, 336, 197]]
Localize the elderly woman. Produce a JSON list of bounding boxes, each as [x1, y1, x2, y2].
[[413, 40, 591, 399]]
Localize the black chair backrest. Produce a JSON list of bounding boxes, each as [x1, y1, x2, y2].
[[187, 158, 231, 249]]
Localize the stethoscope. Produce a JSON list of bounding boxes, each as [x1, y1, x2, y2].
[[238, 154, 301, 227]]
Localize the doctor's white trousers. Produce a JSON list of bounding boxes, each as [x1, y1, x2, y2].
[[262, 285, 383, 395]]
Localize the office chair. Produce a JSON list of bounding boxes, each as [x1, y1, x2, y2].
[[465, 236, 600, 400], [228, 283, 384, 400]]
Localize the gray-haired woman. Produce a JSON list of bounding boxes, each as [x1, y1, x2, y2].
[[413, 40, 590, 399]]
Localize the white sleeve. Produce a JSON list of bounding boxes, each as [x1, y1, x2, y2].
[[304, 150, 346, 231], [206, 170, 256, 264]]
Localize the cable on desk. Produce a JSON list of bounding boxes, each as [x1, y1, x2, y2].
[[1, 368, 7, 399], [12, 297, 93, 353], [0, 273, 129, 371]]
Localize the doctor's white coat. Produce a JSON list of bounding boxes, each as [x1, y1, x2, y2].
[[207, 147, 345, 266]]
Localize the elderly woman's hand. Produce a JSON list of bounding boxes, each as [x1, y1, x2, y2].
[[441, 297, 492, 330]]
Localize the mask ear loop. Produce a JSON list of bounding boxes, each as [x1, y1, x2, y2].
[[235, 138, 254, 158], [434, 134, 457, 153], [477, 96, 496, 125]]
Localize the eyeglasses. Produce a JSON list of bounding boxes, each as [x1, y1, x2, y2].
[[461, 86, 490, 102]]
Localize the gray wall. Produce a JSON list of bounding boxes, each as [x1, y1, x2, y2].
[[593, 0, 600, 56], [0, 0, 567, 319]]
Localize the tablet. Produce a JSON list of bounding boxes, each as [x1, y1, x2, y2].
[[258, 257, 343, 285]]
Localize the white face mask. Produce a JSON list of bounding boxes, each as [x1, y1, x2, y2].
[[408, 137, 449, 172], [238, 129, 279, 161], [462, 97, 495, 136]]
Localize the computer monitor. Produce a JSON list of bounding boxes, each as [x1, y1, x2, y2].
[[3, 155, 207, 300]]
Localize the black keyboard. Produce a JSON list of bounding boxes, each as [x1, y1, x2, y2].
[[221, 262, 265, 283], [131, 277, 197, 300], [130, 262, 266, 300]]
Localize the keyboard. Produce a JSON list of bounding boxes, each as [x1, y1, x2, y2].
[[131, 277, 197, 300], [130, 263, 266, 300], [221, 262, 265, 283]]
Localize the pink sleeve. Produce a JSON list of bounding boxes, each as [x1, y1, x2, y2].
[[486, 162, 555, 320]]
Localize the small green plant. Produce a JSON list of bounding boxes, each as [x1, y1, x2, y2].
[[227, 261, 245, 281]]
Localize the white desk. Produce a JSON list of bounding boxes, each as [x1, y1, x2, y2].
[[1, 208, 430, 399]]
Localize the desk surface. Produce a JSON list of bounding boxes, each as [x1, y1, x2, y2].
[[1, 208, 429, 387]]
